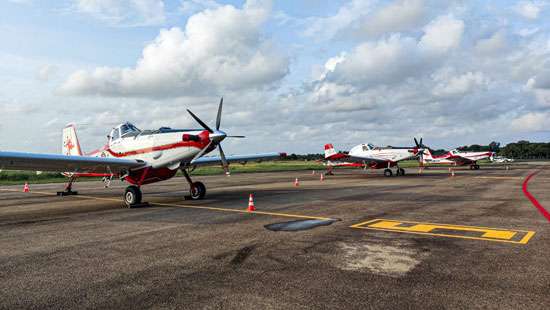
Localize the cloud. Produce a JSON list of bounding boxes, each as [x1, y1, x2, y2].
[[36, 64, 58, 82], [515, 1, 544, 20], [361, 0, 427, 36], [319, 15, 464, 89], [475, 31, 508, 55], [59, 0, 289, 98], [179, 0, 220, 15], [432, 70, 488, 98], [511, 112, 549, 132], [302, 0, 375, 40], [74, 0, 166, 26], [418, 14, 464, 53]]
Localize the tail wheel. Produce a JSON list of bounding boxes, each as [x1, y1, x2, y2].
[[474, 165, 480, 170], [124, 185, 142, 207], [384, 169, 393, 177], [399, 168, 405, 176], [189, 181, 206, 200]]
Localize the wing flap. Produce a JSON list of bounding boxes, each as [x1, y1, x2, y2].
[[0, 151, 145, 174]]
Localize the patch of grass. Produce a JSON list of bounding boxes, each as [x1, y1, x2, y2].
[[0, 159, 499, 185]]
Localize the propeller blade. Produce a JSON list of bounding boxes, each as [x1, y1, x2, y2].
[[419, 138, 423, 147], [187, 109, 214, 133], [414, 137, 419, 148], [227, 135, 245, 138], [218, 144, 230, 175], [216, 97, 223, 131], [191, 141, 213, 163]]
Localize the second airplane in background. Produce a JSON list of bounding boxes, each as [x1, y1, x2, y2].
[[323, 142, 423, 177]]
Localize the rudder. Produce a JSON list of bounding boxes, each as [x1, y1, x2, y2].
[[62, 124, 83, 156]]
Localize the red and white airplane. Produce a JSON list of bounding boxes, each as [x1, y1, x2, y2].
[[0, 99, 284, 206], [323, 142, 423, 177], [415, 138, 495, 170]]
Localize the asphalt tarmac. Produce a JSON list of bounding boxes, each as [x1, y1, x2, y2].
[[1, 164, 549, 309]]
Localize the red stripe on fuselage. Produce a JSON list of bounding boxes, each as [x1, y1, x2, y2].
[[105, 140, 208, 158]]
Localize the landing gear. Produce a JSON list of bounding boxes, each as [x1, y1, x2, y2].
[[182, 168, 206, 200], [123, 185, 142, 207], [189, 181, 206, 200], [384, 169, 393, 177], [470, 164, 480, 170], [396, 168, 405, 176], [57, 176, 78, 196]]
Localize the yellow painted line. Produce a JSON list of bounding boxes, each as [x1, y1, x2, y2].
[[0, 188, 331, 221], [351, 219, 535, 244], [475, 176, 523, 180]]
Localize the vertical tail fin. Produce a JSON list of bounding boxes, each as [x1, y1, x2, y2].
[[62, 124, 83, 156], [324, 143, 337, 159]]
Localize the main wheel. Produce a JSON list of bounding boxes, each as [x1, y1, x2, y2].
[[189, 181, 206, 200], [474, 165, 480, 170], [384, 169, 393, 177], [469, 165, 475, 170], [124, 185, 142, 207], [399, 168, 405, 176]]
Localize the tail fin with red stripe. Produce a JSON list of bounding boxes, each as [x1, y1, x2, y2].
[[62, 124, 83, 156]]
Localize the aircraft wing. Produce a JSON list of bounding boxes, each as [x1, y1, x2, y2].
[[191, 152, 284, 166], [0, 151, 146, 174], [326, 154, 389, 166]]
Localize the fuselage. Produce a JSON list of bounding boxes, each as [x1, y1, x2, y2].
[[348, 144, 418, 168]]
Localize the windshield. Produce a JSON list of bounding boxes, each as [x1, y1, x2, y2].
[[120, 123, 141, 138]]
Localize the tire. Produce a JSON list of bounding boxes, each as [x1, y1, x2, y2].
[[384, 169, 393, 177], [124, 185, 142, 207], [469, 165, 475, 170], [399, 168, 405, 176], [474, 165, 480, 170], [189, 181, 206, 200]]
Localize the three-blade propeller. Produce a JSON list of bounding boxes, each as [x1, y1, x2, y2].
[[187, 98, 245, 175]]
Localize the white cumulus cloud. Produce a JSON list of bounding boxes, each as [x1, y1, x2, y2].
[[59, 0, 289, 98]]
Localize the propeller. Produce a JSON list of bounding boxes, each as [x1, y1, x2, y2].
[[187, 97, 245, 175], [413, 137, 426, 162]]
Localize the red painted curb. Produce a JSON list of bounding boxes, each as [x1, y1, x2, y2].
[[522, 170, 550, 222]]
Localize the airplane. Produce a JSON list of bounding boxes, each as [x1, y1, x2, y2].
[[0, 99, 284, 207], [323, 142, 423, 177], [415, 138, 495, 170]]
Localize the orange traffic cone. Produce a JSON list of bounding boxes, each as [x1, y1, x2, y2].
[[23, 182, 30, 192], [320, 173, 324, 182], [294, 178, 299, 187], [247, 194, 255, 212]]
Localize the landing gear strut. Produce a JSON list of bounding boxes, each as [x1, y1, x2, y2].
[[470, 164, 480, 170], [182, 169, 206, 200], [57, 176, 78, 196]]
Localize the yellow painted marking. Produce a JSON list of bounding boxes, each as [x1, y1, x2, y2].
[[351, 219, 535, 244], [475, 176, 523, 180], [0, 188, 330, 221]]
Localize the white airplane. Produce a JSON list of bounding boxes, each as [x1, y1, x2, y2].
[[415, 138, 495, 170], [492, 155, 514, 163], [323, 142, 423, 177], [0, 99, 284, 206]]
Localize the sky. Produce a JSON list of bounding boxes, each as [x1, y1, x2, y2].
[[1, 0, 549, 155]]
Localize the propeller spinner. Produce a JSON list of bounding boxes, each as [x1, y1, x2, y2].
[[187, 98, 245, 175]]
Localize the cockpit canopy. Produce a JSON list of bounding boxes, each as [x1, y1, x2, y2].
[[109, 122, 141, 142], [362, 143, 375, 151]]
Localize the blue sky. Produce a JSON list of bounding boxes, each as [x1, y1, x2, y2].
[[1, 0, 549, 155]]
